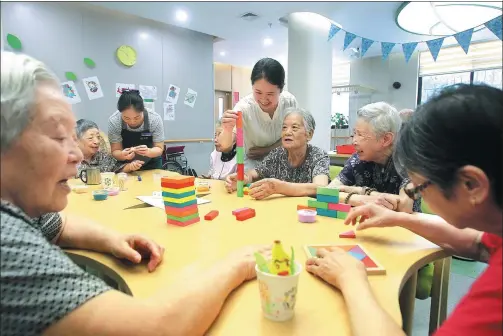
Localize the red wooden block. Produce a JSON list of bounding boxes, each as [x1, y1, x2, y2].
[[237, 164, 244, 180], [236, 111, 243, 128], [166, 216, 200, 227], [204, 210, 219, 221], [162, 175, 195, 184], [235, 208, 255, 221], [328, 203, 352, 212], [232, 207, 250, 215], [339, 230, 356, 239], [297, 204, 317, 211], [161, 181, 195, 189], [164, 204, 198, 217], [362, 256, 378, 268]]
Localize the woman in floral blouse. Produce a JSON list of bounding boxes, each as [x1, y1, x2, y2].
[[225, 108, 330, 200], [76, 119, 143, 177]]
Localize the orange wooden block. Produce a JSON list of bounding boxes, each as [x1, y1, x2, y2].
[[164, 204, 198, 217], [167, 217, 200, 227], [162, 175, 195, 184], [339, 230, 356, 239], [236, 208, 255, 221], [161, 181, 195, 189], [236, 111, 243, 128], [297, 204, 316, 211], [204, 210, 219, 221]]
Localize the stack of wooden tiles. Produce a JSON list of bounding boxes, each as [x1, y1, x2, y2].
[[236, 111, 245, 197], [162, 175, 200, 227], [307, 187, 351, 220]]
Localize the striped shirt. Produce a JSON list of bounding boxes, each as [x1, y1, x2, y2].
[[108, 110, 165, 144]]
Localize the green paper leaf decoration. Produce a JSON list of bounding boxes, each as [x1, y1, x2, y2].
[[65, 72, 77, 81], [7, 33, 22, 50], [83, 57, 96, 68]]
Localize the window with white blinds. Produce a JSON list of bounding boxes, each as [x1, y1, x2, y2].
[[419, 40, 503, 76]]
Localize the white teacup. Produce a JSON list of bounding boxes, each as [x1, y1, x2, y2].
[[100, 172, 115, 190]]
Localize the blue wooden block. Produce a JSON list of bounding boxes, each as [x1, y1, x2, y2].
[[316, 194, 339, 204], [348, 250, 366, 261], [163, 199, 197, 208], [316, 208, 338, 218], [162, 190, 196, 198]]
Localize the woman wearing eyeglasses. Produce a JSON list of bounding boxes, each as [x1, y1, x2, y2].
[[108, 90, 165, 170], [306, 84, 502, 336]]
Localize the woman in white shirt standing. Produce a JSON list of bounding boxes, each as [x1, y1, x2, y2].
[[219, 58, 298, 171]]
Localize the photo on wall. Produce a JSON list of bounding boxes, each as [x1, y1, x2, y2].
[[166, 84, 180, 104], [184, 88, 198, 108], [61, 81, 81, 105], [139, 85, 158, 100], [82, 76, 104, 100], [116, 83, 136, 97]]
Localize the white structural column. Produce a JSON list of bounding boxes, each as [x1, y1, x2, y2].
[[287, 12, 333, 152]]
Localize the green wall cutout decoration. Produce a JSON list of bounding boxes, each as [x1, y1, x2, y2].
[[84, 57, 96, 68], [7, 33, 22, 50], [65, 72, 77, 81]]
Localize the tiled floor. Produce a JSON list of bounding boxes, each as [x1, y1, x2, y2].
[[411, 259, 488, 336]]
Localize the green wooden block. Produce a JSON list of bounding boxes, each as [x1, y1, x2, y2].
[[336, 211, 348, 220], [237, 180, 244, 197], [308, 199, 328, 210], [166, 212, 199, 222], [317, 187, 339, 197], [236, 147, 244, 163]]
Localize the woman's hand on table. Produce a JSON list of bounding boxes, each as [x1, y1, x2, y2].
[[122, 147, 136, 161], [126, 160, 144, 172], [225, 245, 272, 281], [306, 247, 367, 290], [337, 185, 364, 195], [224, 173, 238, 193], [353, 193, 399, 211], [248, 178, 279, 200], [110, 234, 165, 272], [344, 203, 400, 231]]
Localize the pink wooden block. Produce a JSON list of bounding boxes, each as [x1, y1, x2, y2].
[[328, 203, 351, 212]]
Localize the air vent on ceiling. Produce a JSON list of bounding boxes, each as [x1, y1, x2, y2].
[[240, 12, 259, 21]]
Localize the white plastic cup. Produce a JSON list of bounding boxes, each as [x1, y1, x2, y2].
[[100, 172, 115, 190], [255, 261, 302, 322]]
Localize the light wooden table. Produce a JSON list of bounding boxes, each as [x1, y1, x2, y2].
[[65, 170, 449, 335]]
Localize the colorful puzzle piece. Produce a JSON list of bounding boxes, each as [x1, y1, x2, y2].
[[339, 230, 356, 238], [162, 176, 199, 227], [304, 244, 386, 275]]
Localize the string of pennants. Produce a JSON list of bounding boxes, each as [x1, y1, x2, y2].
[[327, 15, 502, 63]]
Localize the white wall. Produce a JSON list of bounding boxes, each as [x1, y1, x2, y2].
[[348, 52, 419, 128]]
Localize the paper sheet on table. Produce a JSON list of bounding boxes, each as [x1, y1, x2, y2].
[[136, 195, 210, 209]]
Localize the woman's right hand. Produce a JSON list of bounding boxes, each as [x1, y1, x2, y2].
[[128, 160, 144, 172], [225, 173, 237, 193], [122, 147, 135, 161], [344, 203, 401, 231], [222, 110, 237, 131]]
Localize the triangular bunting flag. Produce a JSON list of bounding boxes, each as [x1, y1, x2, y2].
[[381, 42, 396, 60], [485, 15, 502, 40], [402, 42, 418, 63], [343, 32, 357, 50], [360, 38, 374, 57], [426, 38, 444, 61], [454, 28, 474, 54], [328, 23, 341, 42]]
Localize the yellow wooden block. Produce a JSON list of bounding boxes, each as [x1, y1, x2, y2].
[[162, 186, 195, 194], [162, 195, 197, 204]]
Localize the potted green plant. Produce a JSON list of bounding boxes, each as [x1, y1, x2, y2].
[[331, 113, 349, 129]]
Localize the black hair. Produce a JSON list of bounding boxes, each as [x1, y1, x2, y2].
[[394, 84, 503, 208], [76, 119, 99, 139], [250, 58, 285, 91], [117, 89, 144, 113]]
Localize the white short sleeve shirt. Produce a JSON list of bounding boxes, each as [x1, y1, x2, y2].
[[233, 91, 298, 170]]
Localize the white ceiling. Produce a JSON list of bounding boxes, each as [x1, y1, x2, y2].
[[88, 1, 499, 68]]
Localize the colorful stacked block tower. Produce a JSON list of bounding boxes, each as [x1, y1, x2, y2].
[[161, 175, 200, 227], [236, 111, 245, 197], [307, 187, 351, 220]]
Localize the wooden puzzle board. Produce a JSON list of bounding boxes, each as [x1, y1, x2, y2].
[[304, 244, 386, 275]]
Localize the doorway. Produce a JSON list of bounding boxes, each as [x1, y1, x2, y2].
[[214, 90, 232, 122]]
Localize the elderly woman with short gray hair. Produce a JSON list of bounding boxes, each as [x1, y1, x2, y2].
[[328, 102, 419, 213], [225, 107, 330, 199], [75, 118, 143, 177]]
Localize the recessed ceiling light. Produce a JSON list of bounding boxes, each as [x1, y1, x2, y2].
[[263, 38, 273, 46], [220, 51, 226, 56], [176, 10, 188, 22], [139, 32, 149, 39]]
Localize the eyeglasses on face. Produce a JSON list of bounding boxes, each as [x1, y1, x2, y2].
[[404, 180, 432, 200]]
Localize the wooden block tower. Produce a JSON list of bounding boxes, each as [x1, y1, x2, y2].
[[161, 175, 200, 226], [307, 187, 351, 220], [236, 111, 245, 197]]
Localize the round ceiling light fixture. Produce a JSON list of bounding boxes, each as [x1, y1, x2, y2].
[[396, 2, 502, 36]]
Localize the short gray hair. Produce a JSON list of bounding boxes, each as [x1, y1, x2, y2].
[[76, 119, 100, 139], [283, 107, 316, 135], [357, 102, 401, 137], [1, 52, 60, 152]]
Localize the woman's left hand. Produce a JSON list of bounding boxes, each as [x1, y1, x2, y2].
[[248, 178, 279, 200], [110, 234, 165, 272], [134, 145, 150, 156], [306, 247, 367, 290], [337, 185, 364, 194]]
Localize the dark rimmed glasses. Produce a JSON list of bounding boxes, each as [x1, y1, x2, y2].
[[404, 180, 432, 200]]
